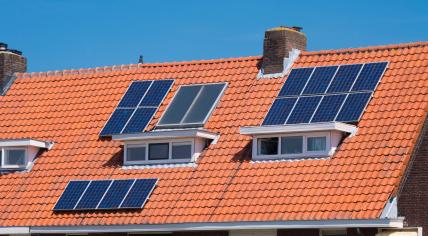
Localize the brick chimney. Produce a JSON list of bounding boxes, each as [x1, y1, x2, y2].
[[0, 43, 27, 95], [261, 26, 307, 75]]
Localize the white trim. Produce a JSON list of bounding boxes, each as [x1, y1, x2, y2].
[[240, 122, 357, 136], [29, 218, 404, 234], [0, 227, 29, 235], [113, 128, 219, 141], [0, 138, 53, 149]]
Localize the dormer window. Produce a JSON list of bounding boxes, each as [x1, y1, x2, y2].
[[256, 132, 330, 159], [2, 148, 27, 168], [114, 129, 219, 166], [0, 139, 53, 170], [241, 122, 356, 161]]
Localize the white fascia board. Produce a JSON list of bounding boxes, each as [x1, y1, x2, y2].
[[0, 227, 30, 235], [112, 129, 219, 141], [240, 122, 357, 136], [0, 139, 54, 149], [30, 218, 404, 234]]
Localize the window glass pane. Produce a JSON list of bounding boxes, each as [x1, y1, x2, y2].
[[281, 136, 303, 154], [307, 136, 327, 152], [148, 143, 169, 160], [258, 138, 278, 155], [182, 84, 225, 124], [158, 86, 202, 125], [127, 146, 146, 162], [172, 142, 192, 159], [5, 149, 26, 166]]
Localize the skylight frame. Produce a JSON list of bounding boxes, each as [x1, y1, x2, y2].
[[156, 82, 228, 129]]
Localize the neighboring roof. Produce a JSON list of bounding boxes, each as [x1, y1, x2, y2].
[[0, 41, 427, 227]]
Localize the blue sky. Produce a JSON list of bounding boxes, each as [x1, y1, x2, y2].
[[2, 0, 427, 72]]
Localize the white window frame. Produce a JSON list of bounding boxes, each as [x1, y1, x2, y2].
[[124, 138, 195, 165], [253, 131, 331, 160], [1, 147, 28, 169]]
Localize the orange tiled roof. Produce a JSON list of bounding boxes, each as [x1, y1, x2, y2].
[[0, 42, 427, 226]]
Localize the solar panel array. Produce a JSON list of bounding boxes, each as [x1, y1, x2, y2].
[[263, 62, 388, 125], [100, 80, 174, 136], [54, 179, 157, 211]]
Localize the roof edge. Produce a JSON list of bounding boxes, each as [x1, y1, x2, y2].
[[16, 55, 261, 79], [28, 218, 404, 234], [302, 41, 428, 56]]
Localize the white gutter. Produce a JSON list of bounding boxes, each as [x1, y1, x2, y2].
[[0, 227, 30, 235], [112, 128, 219, 141], [30, 219, 404, 234]]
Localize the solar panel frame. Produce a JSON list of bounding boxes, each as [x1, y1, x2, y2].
[[301, 66, 338, 95], [97, 179, 136, 210], [262, 62, 388, 126], [119, 178, 158, 209], [310, 94, 347, 123], [326, 64, 363, 94], [262, 97, 298, 126], [74, 180, 112, 210], [100, 79, 174, 136], [351, 62, 388, 92], [53, 180, 91, 211], [334, 92, 373, 122], [156, 82, 227, 129], [278, 68, 315, 97], [285, 96, 322, 124]]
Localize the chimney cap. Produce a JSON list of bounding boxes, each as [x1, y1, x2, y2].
[[267, 25, 304, 33], [0, 42, 7, 51], [8, 49, 22, 55]]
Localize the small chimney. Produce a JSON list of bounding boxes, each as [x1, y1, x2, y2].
[[261, 26, 307, 74], [0, 42, 26, 94]]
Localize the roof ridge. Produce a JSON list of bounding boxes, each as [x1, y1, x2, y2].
[[16, 55, 261, 79], [303, 41, 428, 56]]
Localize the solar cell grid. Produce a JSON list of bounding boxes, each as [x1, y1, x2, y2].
[[120, 178, 157, 209], [118, 81, 151, 108], [262, 62, 387, 126], [311, 94, 347, 123], [53, 178, 157, 211], [262, 98, 297, 125], [98, 180, 135, 209], [278, 68, 314, 96], [327, 64, 362, 93], [351, 62, 387, 91], [75, 180, 111, 210], [302, 66, 337, 95], [335, 92, 372, 122], [53, 181, 90, 211], [286, 96, 322, 124], [100, 79, 174, 136]]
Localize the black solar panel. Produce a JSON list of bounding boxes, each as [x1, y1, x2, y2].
[[100, 79, 174, 136], [262, 62, 387, 126], [53, 179, 157, 211]]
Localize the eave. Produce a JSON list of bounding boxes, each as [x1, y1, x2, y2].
[[240, 122, 357, 136]]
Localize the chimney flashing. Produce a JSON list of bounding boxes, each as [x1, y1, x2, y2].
[[257, 48, 301, 79]]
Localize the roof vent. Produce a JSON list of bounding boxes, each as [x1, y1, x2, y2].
[[261, 26, 307, 75]]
